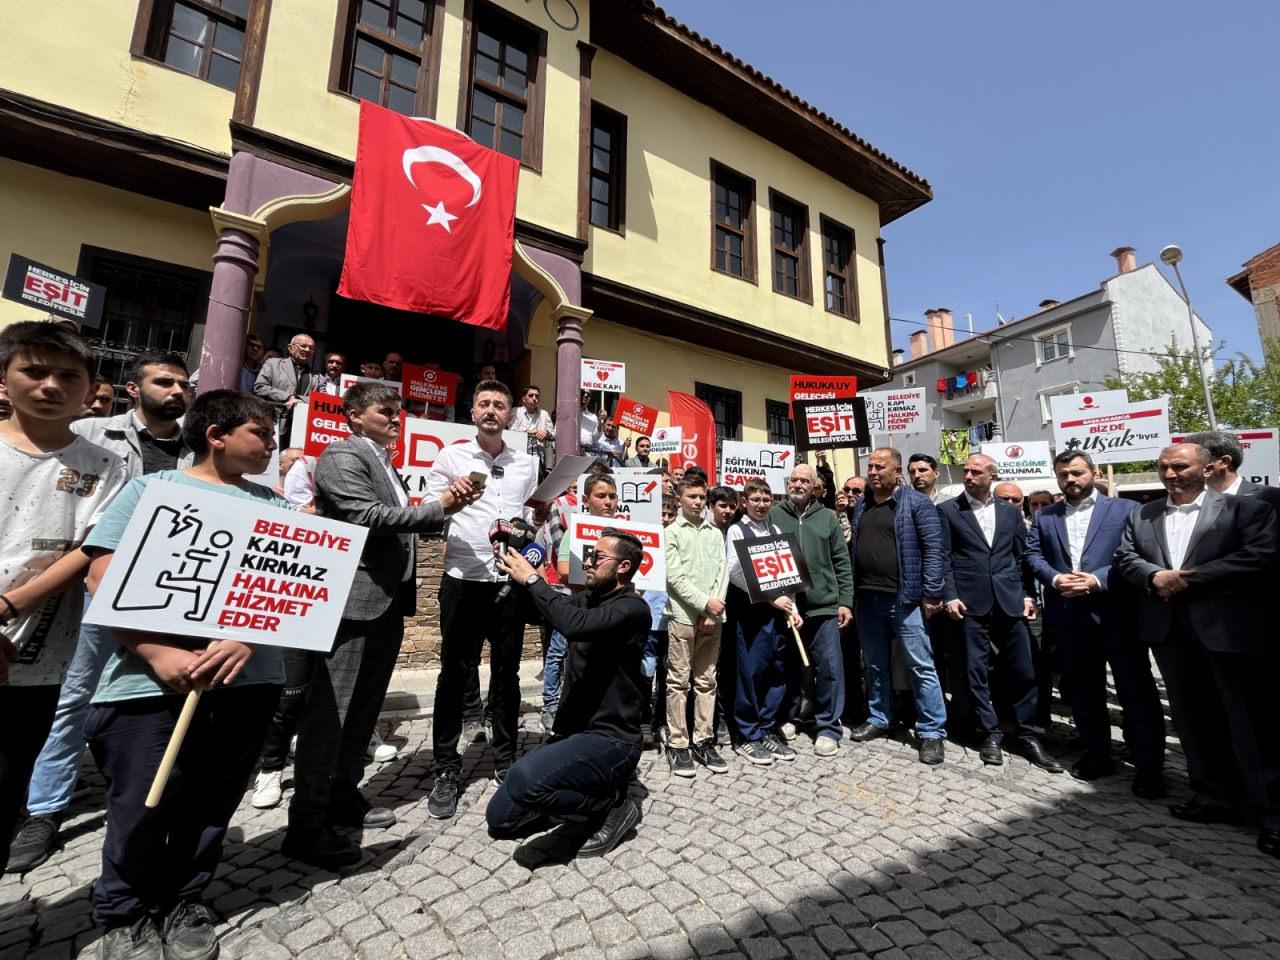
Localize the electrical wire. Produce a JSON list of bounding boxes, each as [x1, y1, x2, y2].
[[890, 316, 1213, 362]]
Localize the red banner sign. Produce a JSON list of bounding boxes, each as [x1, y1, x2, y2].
[[614, 397, 657, 435], [789, 375, 857, 417], [302, 391, 405, 463], [403, 363, 459, 406]]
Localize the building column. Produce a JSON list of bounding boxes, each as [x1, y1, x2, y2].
[[554, 305, 591, 462], [198, 224, 261, 393]]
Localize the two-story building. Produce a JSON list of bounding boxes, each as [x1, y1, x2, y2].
[[880, 247, 1211, 487], [0, 0, 931, 487]]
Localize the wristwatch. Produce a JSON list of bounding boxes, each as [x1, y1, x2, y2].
[[524, 573, 541, 587]]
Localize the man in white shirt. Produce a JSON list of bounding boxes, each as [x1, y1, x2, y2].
[[314, 352, 346, 396], [578, 390, 601, 453], [424, 380, 539, 820], [510, 384, 554, 468]]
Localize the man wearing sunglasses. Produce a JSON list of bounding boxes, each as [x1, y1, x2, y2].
[[487, 530, 651, 859]]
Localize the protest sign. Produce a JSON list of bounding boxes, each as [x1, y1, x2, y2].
[[649, 426, 683, 455], [566, 515, 665, 590], [402, 364, 458, 407], [980, 441, 1054, 482], [1048, 390, 1128, 422], [339, 373, 402, 395], [1172, 428, 1280, 487], [527, 454, 594, 506], [614, 397, 658, 436], [398, 417, 524, 504], [862, 387, 927, 437], [4, 253, 107, 329], [789, 375, 857, 417], [793, 397, 870, 451], [732, 532, 812, 605], [720, 440, 795, 492], [300, 391, 352, 457], [581, 358, 625, 393], [1053, 397, 1169, 465], [576, 468, 662, 524], [85, 480, 366, 651]]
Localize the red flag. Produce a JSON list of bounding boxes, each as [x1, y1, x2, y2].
[[667, 391, 717, 483], [338, 101, 519, 329]]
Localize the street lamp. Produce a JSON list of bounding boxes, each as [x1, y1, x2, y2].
[[1160, 244, 1217, 430]]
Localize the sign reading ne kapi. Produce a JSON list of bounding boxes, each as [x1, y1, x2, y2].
[[732, 532, 812, 604], [3, 253, 107, 329], [719, 440, 795, 492], [85, 481, 367, 651], [793, 397, 871, 451]]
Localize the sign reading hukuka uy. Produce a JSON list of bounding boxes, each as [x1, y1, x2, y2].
[[85, 481, 367, 651]]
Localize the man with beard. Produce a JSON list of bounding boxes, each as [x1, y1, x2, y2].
[[314, 352, 347, 396], [8, 350, 193, 873], [425, 381, 540, 819], [486, 531, 650, 858]]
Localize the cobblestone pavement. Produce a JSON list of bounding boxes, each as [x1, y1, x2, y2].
[[4, 704, 1279, 960]]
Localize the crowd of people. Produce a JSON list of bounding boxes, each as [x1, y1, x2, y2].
[[1, 319, 1278, 960]]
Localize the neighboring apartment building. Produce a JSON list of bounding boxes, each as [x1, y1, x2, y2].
[[1228, 241, 1280, 347], [879, 247, 1212, 485], [0, 0, 931, 486]]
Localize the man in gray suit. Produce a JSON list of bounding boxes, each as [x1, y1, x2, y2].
[[282, 380, 476, 869], [1115, 442, 1280, 858], [253, 333, 315, 443]]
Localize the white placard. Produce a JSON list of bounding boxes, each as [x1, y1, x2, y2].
[[85, 480, 367, 651], [1171, 428, 1280, 487], [720, 440, 796, 492], [1047, 389, 1129, 422], [581, 358, 626, 393], [576, 468, 662, 524], [1053, 397, 1170, 465], [398, 418, 525, 505], [649, 426, 683, 455], [862, 387, 927, 437], [981, 441, 1054, 482], [566, 515, 665, 589]]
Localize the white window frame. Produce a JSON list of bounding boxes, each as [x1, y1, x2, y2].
[[1035, 323, 1074, 367], [904, 371, 917, 386], [1038, 381, 1080, 424]]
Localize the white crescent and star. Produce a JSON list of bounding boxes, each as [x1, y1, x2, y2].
[[402, 145, 483, 234]]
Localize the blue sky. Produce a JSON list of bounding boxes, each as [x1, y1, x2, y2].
[[658, 0, 1279, 361]]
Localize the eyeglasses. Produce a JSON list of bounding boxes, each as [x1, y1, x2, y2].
[[584, 552, 620, 568], [843, 487, 860, 495]]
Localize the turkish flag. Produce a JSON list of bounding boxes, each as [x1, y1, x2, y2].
[[667, 391, 717, 483], [338, 101, 519, 329]]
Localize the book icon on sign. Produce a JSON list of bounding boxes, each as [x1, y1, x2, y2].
[[621, 480, 658, 502], [758, 449, 791, 470]]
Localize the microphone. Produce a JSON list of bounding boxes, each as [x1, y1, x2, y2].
[[492, 518, 539, 601]]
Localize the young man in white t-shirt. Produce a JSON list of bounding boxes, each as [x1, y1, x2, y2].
[[0, 322, 126, 870]]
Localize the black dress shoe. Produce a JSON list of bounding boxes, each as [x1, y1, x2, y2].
[[1131, 767, 1167, 800], [1258, 828, 1280, 859], [578, 798, 640, 859], [979, 735, 1004, 766], [849, 722, 890, 743], [328, 784, 397, 829], [1169, 798, 1242, 825], [1070, 752, 1116, 782], [281, 825, 363, 870], [1018, 737, 1064, 773], [918, 738, 945, 766]]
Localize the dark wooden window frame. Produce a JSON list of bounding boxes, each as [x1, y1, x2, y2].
[[456, 0, 547, 173], [765, 398, 794, 447], [820, 213, 859, 321], [768, 188, 811, 304], [327, 0, 447, 117], [709, 160, 757, 284], [587, 101, 626, 234], [131, 0, 251, 91], [694, 381, 743, 456]]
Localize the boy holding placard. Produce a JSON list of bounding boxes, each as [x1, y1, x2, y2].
[[81, 391, 288, 960], [0, 322, 126, 872]]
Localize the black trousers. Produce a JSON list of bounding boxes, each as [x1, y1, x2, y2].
[[0, 685, 60, 866], [433, 576, 525, 775], [839, 618, 867, 726], [927, 612, 971, 727], [962, 611, 1040, 740], [288, 606, 403, 829], [1153, 625, 1280, 829], [486, 732, 640, 838], [87, 685, 278, 924], [259, 648, 314, 771], [1058, 614, 1165, 770]]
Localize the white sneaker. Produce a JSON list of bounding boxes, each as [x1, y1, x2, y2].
[[366, 730, 398, 763], [251, 770, 282, 809], [814, 735, 839, 758], [779, 722, 798, 742]]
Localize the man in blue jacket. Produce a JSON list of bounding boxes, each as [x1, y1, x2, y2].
[[848, 449, 948, 764], [1027, 450, 1165, 796], [938, 454, 1062, 772]]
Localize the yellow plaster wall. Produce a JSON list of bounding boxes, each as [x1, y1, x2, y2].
[[586, 49, 889, 371], [0, 1, 233, 155], [0, 160, 213, 329], [252, 0, 585, 238]]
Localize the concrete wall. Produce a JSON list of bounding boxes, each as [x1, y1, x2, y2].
[[1105, 264, 1212, 375]]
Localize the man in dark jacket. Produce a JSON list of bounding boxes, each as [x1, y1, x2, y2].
[[770, 463, 853, 757], [487, 530, 650, 859], [938, 453, 1062, 772], [847, 448, 948, 764]]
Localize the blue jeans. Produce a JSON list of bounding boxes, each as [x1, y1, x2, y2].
[[857, 591, 947, 739], [486, 732, 640, 838], [27, 601, 118, 816], [797, 616, 845, 741], [542, 630, 568, 715]]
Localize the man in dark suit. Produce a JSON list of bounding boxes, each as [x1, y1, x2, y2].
[[1186, 430, 1280, 509], [282, 381, 476, 869], [1115, 442, 1280, 858], [1027, 451, 1165, 796], [938, 453, 1062, 772]]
